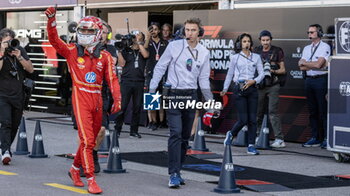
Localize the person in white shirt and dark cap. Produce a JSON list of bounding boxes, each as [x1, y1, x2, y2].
[[149, 18, 218, 188], [298, 24, 330, 149], [221, 33, 264, 155]]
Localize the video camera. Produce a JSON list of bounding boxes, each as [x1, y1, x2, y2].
[[114, 33, 135, 51], [114, 18, 141, 51], [4, 39, 20, 52]]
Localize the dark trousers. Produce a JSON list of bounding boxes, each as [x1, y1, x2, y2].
[[230, 85, 258, 145], [0, 96, 23, 153], [305, 76, 328, 140], [167, 91, 197, 175], [257, 84, 283, 139], [115, 81, 144, 134]]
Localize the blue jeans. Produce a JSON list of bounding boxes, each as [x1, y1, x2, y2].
[[230, 85, 258, 145], [305, 76, 327, 140]]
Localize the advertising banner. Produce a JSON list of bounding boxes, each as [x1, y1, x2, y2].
[[0, 0, 76, 9], [335, 18, 350, 55]]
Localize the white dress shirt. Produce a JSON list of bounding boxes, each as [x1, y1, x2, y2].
[[301, 40, 330, 76], [223, 52, 264, 92], [150, 39, 213, 101]]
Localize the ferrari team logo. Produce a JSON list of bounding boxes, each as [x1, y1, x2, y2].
[[77, 57, 85, 64]]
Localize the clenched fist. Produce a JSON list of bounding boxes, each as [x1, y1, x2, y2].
[[45, 7, 56, 18]]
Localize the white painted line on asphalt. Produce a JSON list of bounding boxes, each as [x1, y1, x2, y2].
[[44, 183, 88, 194]]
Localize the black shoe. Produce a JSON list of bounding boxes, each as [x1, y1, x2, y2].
[[130, 133, 142, 138], [93, 150, 100, 173], [151, 123, 158, 131], [147, 122, 153, 129], [189, 134, 195, 142], [159, 121, 168, 129]]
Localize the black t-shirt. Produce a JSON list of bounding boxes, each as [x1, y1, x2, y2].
[[146, 39, 168, 77], [0, 46, 30, 99], [103, 44, 117, 58], [121, 49, 147, 82], [254, 45, 284, 67]]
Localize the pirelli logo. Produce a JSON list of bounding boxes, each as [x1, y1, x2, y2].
[[203, 26, 223, 38]]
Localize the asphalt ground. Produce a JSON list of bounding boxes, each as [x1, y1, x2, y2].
[[0, 111, 349, 196]]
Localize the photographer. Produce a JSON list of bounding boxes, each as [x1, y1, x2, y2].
[[0, 28, 33, 165], [254, 30, 286, 148], [114, 31, 149, 138], [145, 22, 168, 130]]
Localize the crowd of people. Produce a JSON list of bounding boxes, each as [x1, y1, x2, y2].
[[0, 5, 330, 194]]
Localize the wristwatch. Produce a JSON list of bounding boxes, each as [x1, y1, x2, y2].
[[137, 41, 145, 45], [17, 56, 24, 61]]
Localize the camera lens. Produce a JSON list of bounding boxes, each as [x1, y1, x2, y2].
[[263, 62, 271, 77]]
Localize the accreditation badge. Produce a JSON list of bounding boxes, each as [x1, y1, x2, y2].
[[186, 58, 193, 72]]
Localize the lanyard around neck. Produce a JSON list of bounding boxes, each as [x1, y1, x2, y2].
[[309, 42, 320, 61], [151, 41, 161, 55], [187, 47, 198, 61], [133, 50, 139, 60], [239, 53, 253, 62]]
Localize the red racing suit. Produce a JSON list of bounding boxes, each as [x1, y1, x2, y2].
[[47, 17, 121, 179]]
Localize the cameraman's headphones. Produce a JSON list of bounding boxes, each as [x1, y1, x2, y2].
[[234, 33, 253, 52], [310, 24, 323, 38], [181, 18, 205, 37]]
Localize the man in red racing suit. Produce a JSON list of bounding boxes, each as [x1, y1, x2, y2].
[[45, 7, 121, 194]]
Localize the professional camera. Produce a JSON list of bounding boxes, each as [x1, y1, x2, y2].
[[5, 39, 20, 52], [114, 30, 141, 51], [262, 61, 281, 87], [262, 61, 273, 86], [114, 33, 135, 51]]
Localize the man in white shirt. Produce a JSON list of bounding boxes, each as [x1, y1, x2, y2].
[[298, 24, 330, 149], [150, 18, 214, 188]]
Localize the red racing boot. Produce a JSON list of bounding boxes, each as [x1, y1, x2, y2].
[[68, 167, 84, 187], [87, 177, 103, 194]]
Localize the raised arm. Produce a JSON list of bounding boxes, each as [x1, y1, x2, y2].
[[45, 7, 74, 59]]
